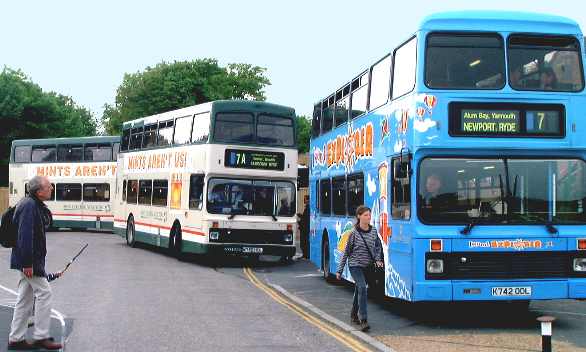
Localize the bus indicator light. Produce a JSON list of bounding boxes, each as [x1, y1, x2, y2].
[[578, 239, 586, 250], [430, 239, 442, 252], [212, 221, 219, 228], [287, 224, 293, 232]]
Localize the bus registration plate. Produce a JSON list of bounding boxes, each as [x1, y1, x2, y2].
[[242, 247, 263, 254], [491, 286, 531, 297]]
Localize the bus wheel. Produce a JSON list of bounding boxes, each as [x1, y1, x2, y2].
[[170, 224, 184, 260], [126, 216, 136, 247], [322, 236, 333, 282]]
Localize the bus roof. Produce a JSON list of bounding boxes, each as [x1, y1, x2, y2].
[[419, 11, 582, 35], [121, 100, 296, 129], [12, 136, 120, 148]]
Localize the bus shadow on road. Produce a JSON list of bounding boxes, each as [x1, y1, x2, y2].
[[130, 241, 293, 270], [377, 298, 548, 329]]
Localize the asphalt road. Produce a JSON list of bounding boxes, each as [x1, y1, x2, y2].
[[0, 231, 352, 352]]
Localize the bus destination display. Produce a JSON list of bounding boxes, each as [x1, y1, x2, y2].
[[450, 103, 564, 137], [461, 109, 520, 134], [224, 149, 285, 171]]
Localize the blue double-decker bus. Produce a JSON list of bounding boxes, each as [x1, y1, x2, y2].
[[309, 11, 586, 303]]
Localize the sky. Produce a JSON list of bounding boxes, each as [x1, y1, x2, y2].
[[2, 0, 586, 124]]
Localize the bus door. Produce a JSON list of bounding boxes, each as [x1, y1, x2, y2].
[[388, 156, 414, 300]]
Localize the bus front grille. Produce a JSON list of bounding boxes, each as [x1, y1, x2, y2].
[[426, 251, 582, 280], [212, 228, 291, 245]]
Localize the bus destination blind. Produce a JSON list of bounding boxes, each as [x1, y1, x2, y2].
[[224, 149, 285, 171], [461, 109, 520, 134], [450, 103, 564, 137]]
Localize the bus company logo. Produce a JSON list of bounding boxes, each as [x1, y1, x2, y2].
[[35, 164, 116, 178], [468, 239, 543, 251], [312, 122, 374, 171], [126, 151, 187, 171]]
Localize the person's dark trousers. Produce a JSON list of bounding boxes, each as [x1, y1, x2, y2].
[[300, 232, 309, 258], [349, 266, 368, 321]]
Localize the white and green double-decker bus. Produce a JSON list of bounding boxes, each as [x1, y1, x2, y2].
[[9, 136, 119, 230], [113, 100, 298, 260]]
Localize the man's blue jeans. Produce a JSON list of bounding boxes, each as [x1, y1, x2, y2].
[[349, 266, 368, 321]]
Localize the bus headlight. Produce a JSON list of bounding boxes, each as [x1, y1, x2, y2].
[[210, 231, 220, 241], [426, 259, 444, 274], [573, 258, 586, 272], [283, 233, 293, 243]]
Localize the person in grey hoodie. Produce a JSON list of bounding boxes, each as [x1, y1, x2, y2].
[[336, 205, 383, 332]]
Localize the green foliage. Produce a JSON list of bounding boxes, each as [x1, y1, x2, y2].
[[296, 115, 311, 153], [102, 59, 271, 135], [0, 67, 97, 184]]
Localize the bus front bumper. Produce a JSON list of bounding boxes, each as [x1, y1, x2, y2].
[[414, 279, 586, 301]]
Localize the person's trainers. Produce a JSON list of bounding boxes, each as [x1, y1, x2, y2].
[[359, 319, 370, 332], [7, 340, 37, 350], [351, 313, 360, 325], [34, 338, 62, 350]]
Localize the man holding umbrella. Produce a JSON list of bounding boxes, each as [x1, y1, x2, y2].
[[7, 175, 63, 350]]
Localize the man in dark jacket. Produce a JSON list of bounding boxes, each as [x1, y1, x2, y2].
[[8, 176, 62, 351]]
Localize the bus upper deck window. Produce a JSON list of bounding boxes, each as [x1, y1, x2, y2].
[[425, 33, 505, 90], [14, 146, 31, 163], [32, 146, 57, 163], [508, 35, 584, 92]]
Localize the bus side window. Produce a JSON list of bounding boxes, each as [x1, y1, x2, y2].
[[319, 179, 332, 215], [392, 158, 411, 220], [190, 174, 205, 210], [332, 177, 346, 216], [127, 180, 139, 204], [152, 180, 168, 207], [347, 173, 364, 216]]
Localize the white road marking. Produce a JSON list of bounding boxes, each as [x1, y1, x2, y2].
[[294, 273, 323, 278], [0, 282, 67, 347]]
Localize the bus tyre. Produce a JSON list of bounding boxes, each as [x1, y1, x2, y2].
[[279, 256, 292, 265], [126, 216, 136, 247], [170, 224, 184, 261], [322, 236, 334, 282]]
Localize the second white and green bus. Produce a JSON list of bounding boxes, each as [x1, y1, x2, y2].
[[113, 100, 298, 260], [9, 136, 119, 230]]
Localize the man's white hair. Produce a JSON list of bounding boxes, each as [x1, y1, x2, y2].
[[28, 176, 47, 195]]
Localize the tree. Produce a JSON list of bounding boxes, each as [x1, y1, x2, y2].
[[0, 67, 97, 185], [296, 115, 311, 153], [102, 59, 270, 134]]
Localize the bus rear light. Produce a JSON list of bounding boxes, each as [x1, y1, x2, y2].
[[287, 224, 293, 232], [426, 259, 444, 274], [430, 239, 442, 252], [212, 221, 219, 228], [573, 258, 586, 272], [578, 239, 586, 250]]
